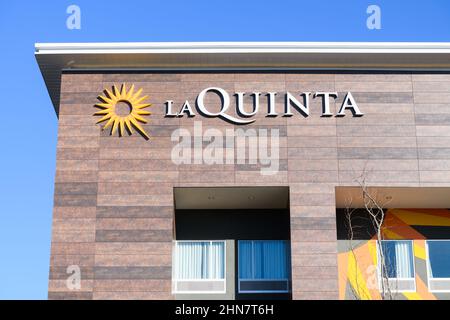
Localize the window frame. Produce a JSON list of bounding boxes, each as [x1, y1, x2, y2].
[[172, 240, 227, 294], [426, 239, 450, 293], [376, 239, 416, 293], [237, 240, 290, 294]]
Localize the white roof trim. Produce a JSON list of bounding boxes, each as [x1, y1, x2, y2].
[[35, 41, 450, 54]]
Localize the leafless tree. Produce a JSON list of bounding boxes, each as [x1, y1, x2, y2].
[[344, 170, 395, 300], [344, 205, 367, 299]]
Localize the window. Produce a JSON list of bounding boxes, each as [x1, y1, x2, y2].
[[238, 240, 290, 293], [426, 240, 450, 292], [173, 240, 226, 293], [377, 240, 416, 292]]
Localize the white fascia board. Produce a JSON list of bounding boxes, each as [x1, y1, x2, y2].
[[35, 42, 450, 55]]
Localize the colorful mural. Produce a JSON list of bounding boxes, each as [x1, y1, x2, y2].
[[337, 209, 450, 300]]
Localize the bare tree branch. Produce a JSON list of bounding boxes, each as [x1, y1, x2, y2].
[[344, 169, 396, 300]]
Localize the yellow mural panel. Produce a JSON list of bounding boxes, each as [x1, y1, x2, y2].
[[338, 209, 450, 300]]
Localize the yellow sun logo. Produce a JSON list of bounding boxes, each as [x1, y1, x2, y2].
[[94, 83, 151, 140]]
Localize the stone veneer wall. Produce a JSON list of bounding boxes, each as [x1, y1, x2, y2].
[[48, 72, 450, 299]]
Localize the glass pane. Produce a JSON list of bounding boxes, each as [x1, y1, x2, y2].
[[238, 241, 253, 279], [175, 241, 225, 280], [428, 241, 450, 278], [381, 241, 398, 278], [238, 240, 289, 280], [210, 241, 225, 279], [380, 240, 413, 279], [262, 241, 287, 279], [253, 241, 264, 279]]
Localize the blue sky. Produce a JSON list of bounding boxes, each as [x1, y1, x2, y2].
[[0, 0, 449, 300]]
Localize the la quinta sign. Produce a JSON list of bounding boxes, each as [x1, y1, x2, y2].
[[165, 87, 363, 124]]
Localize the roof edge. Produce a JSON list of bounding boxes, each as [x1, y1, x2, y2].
[[35, 41, 450, 54], [35, 42, 450, 116]]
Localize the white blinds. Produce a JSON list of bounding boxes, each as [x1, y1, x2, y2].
[[394, 241, 413, 278], [174, 241, 225, 280], [380, 240, 414, 279]]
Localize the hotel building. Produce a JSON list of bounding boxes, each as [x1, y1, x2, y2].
[[36, 42, 450, 300]]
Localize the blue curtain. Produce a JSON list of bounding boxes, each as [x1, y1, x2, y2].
[[238, 241, 253, 279], [428, 240, 450, 278], [380, 240, 413, 278], [239, 240, 289, 280]]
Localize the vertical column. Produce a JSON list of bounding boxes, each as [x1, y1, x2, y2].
[[48, 73, 102, 299], [289, 185, 339, 300], [285, 73, 339, 299], [93, 205, 174, 299], [413, 74, 450, 186], [92, 75, 178, 298]]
